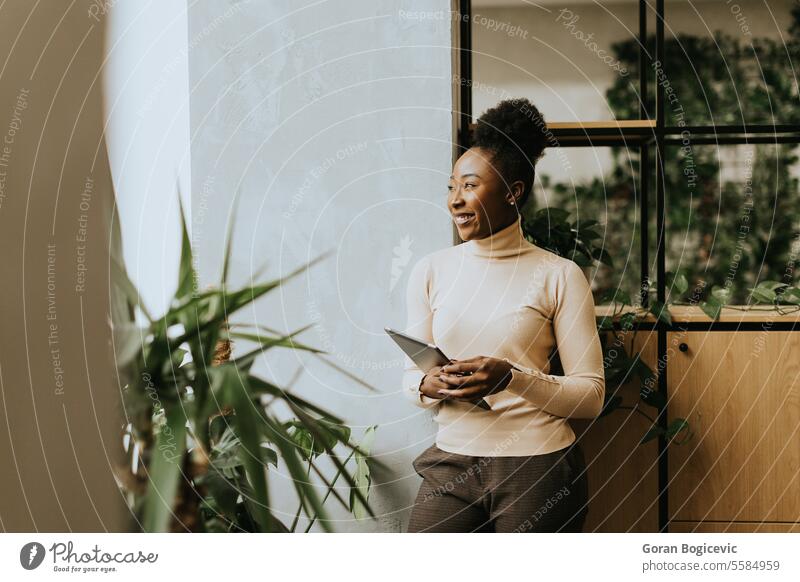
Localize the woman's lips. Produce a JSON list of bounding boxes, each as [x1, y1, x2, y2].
[[454, 213, 475, 226]]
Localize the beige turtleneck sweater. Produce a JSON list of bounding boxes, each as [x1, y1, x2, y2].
[[402, 214, 605, 456]]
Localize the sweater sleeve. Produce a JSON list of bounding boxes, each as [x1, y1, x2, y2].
[[502, 260, 605, 418], [400, 256, 441, 409]]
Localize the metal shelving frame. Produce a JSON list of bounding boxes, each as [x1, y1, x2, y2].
[[456, 0, 800, 532]]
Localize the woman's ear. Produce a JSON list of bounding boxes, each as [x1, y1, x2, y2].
[[506, 180, 526, 206]]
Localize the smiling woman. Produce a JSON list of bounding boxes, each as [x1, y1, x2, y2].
[[402, 98, 605, 533], [447, 98, 548, 240]]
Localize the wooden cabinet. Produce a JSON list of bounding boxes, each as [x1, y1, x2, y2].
[[571, 327, 660, 532], [667, 331, 800, 524], [576, 308, 800, 532]]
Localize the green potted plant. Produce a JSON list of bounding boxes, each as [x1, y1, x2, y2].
[[521, 205, 692, 445], [112, 199, 382, 532]]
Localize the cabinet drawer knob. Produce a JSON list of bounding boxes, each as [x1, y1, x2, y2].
[[679, 342, 689, 352]]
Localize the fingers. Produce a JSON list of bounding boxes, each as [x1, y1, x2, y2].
[[441, 359, 483, 375], [429, 374, 451, 389], [423, 373, 446, 388], [438, 372, 482, 388], [420, 374, 450, 399], [437, 387, 480, 399]]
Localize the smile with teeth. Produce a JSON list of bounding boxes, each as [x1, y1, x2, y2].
[[454, 213, 475, 225]]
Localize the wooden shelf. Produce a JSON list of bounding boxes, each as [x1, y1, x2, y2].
[[465, 121, 800, 147], [547, 120, 655, 130], [466, 119, 656, 147], [547, 120, 656, 146], [595, 304, 800, 323]]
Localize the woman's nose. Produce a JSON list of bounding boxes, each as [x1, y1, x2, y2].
[[449, 185, 464, 205]]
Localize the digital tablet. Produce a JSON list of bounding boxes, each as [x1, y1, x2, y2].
[[384, 327, 491, 410]]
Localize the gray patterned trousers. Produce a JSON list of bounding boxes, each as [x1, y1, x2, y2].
[[407, 441, 589, 533]]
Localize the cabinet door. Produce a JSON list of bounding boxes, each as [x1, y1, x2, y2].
[[667, 331, 800, 522], [571, 329, 660, 532]]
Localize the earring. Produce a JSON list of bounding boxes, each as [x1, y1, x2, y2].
[[510, 200, 515, 205]]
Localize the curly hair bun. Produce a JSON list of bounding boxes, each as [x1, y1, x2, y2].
[[473, 98, 549, 165], [470, 98, 549, 206]]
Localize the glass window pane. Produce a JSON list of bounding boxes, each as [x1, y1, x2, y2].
[[471, 1, 798, 127], [524, 145, 644, 306], [664, 142, 800, 305], [659, 0, 798, 127], [471, 0, 642, 123]]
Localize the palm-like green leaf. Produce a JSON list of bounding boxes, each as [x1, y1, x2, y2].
[[219, 365, 272, 532], [220, 189, 241, 287], [259, 411, 333, 532], [141, 404, 188, 532], [311, 353, 379, 392], [248, 375, 343, 423], [281, 399, 377, 518], [116, 198, 379, 532], [176, 195, 196, 300], [350, 426, 376, 520], [228, 328, 324, 354]]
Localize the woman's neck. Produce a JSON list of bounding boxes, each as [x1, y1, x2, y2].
[[464, 214, 527, 259]]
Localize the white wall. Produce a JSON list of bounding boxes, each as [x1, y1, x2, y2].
[[187, 0, 454, 532], [104, 0, 192, 316]]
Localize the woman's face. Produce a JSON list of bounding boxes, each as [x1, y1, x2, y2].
[[447, 147, 522, 241]]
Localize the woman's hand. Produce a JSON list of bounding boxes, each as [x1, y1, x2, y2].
[[418, 365, 451, 400], [436, 356, 514, 401]]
